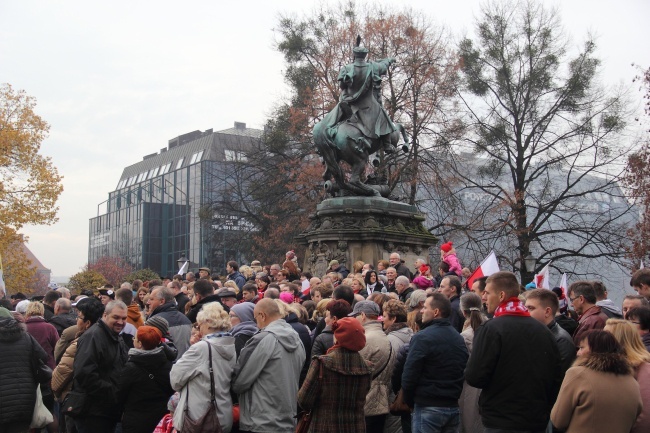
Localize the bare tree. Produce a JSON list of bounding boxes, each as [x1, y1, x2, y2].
[[448, 0, 635, 282]]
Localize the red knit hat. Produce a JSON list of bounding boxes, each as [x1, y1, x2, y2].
[[137, 325, 162, 350], [419, 264, 430, 274], [441, 242, 453, 253], [332, 317, 366, 352]]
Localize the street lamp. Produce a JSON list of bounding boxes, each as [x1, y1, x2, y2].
[[524, 253, 536, 284], [177, 254, 188, 273]]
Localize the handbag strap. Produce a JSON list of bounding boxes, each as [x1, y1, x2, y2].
[[184, 341, 217, 416], [207, 340, 216, 404], [372, 342, 393, 379]]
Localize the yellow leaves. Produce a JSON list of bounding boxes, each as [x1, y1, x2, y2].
[[0, 83, 63, 233], [0, 230, 37, 296]]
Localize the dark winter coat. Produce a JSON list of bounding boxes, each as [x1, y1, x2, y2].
[[298, 348, 373, 433], [286, 312, 312, 384], [401, 318, 468, 407], [25, 316, 59, 369], [398, 286, 414, 304], [333, 264, 350, 279], [175, 292, 190, 314], [465, 315, 562, 431], [394, 261, 413, 280], [186, 294, 229, 323], [118, 347, 174, 433], [150, 302, 192, 359], [49, 311, 77, 336], [73, 319, 128, 421], [0, 317, 48, 428], [227, 271, 246, 290], [312, 326, 334, 357], [548, 320, 577, 376], [448, 295, 464, 333], [231, 321, 257, 358]]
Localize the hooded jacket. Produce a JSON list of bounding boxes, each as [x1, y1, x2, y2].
[[171, 334, 236, 433], [232, 319, 306, 433], [118, 346, 174, 433], [0, 317, 48, 427], [596, 299, 623, 319], [149, 301, 192, 359], [551, 353, 642, 433], [231, 321, 258, 357]]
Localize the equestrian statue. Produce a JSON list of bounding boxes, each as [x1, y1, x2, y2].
[[313, 36, 409, 197]]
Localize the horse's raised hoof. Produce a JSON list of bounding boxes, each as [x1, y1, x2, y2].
[[401, 144, 409, 153], [371, 156, 380, 167]]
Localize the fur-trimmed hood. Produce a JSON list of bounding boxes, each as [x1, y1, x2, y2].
[[0, 317, 24, 342], [578, 352, 632, 375]]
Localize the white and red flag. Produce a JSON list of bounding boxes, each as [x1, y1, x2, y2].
[[466, 251, 500, 289], [558, 273, 569, 310], [535, 262, 551, 289]]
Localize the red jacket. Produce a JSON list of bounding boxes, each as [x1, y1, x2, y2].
[[25, 316, 60, 369], [572, 305, 608, 346]]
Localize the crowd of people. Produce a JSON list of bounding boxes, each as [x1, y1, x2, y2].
[[1, 247, 650, 433]]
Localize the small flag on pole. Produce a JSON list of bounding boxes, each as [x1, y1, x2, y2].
[[535, 262, 551, 289], [466, 251, 500, 290]]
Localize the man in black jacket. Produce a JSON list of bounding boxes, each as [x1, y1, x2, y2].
[[186, 279, 229, 323], [465, 271, 562, 433], [401, 293, 468, 432], [525, 289, 576, 377], [72, 300, 128, 433]]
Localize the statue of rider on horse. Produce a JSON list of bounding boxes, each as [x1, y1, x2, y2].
[[313, 36, 409, 197]]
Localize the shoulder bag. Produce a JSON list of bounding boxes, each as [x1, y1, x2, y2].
[[182, 341, 223, 433], [295, 360, 323, 433], [30, 384, 53, 428]]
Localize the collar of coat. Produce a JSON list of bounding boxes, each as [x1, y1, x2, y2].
[[576, 352, 632, 375]]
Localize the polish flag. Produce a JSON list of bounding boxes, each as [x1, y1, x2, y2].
[[466, 251, 500, 289], [559, 273, 569, 310], [535, 262, 551, 289]]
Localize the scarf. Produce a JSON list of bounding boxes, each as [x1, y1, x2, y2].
[[493, 297, 530, 317], [366, 283, 377, 294]]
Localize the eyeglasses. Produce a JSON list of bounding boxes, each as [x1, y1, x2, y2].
[[192, 323, 200, 330], [569, 296, 581, 303]]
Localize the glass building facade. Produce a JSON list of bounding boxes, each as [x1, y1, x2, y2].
[[89, 123, 261, 278]]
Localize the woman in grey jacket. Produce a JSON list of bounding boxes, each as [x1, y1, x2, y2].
[[170, 302, 236, 433]]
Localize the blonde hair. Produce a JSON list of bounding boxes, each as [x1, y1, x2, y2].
[[196, 302, 232, 332], [605, 319, 650, 368], [224, 281, 239, 293], [25, 301, 44, 318], [313, 298, 331, 321], [239, 265, 253, 280], [353, 260, 365, 274], [272, 299, 290, 318]]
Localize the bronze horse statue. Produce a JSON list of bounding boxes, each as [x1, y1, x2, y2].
[[313, 42, 409, 197]]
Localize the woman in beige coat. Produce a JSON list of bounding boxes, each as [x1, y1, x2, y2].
[[551, 330, 642, 433]]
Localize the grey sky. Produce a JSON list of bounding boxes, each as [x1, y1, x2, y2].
[[1, 0, 647, 278]]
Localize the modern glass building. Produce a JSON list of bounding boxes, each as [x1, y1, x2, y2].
[[88, 122, 262, 278]]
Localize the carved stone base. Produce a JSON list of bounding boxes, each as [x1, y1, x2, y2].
[[295, 197, 438, 278]]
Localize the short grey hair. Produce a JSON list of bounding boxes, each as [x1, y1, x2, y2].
[[396, 275, 410, 287], [56, 287, 71, 299], [152, 286, 175, 303], [120, 282, 132, 290], [55, 298, 72, 312], [105, 300, 128, 315]]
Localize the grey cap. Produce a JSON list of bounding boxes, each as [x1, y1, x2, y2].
[[218, 290, 237, 299], [348, 300, 380, 317], [145, 315, 170, 337]]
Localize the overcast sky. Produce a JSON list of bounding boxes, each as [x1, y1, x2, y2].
[[1, 0, 648, 278]]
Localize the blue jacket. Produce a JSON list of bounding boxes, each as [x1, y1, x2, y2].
[[401, 318, 468, 407]]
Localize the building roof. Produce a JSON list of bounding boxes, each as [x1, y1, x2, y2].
[[115, 122, 263, 190]]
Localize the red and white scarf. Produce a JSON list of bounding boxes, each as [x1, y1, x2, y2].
[[493, 297, 530, 317]]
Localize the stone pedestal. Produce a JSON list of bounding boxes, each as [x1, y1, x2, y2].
[[295, 197, 438, 278]]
